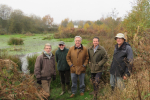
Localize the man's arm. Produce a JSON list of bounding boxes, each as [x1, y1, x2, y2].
[[66, 48, 73, 66], [88, 49, 91, 63], [83, 48, 89, 66], [125, 46, 134, 77], [53, 56, 56, 75], [34, 56, 42, 79], [98, 48, 108, 67]]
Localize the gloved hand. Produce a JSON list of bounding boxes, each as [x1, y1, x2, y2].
[[37, 78, 41, 84], [53, 75, 56, 81]]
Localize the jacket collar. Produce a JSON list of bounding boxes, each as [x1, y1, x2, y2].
[[115, 42, 129, 50], [74, 44, 83, 50], [43, 52, 54, 58], [90, 45, 101, 50]]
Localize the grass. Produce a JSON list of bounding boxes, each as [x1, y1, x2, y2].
[[27, 54, 38, 74], [0, 34, 75, 55], [8, 37, 24, 45], [50, 88, 93, 100]]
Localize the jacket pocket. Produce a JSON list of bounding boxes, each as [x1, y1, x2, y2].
[[95, 64, 102, 71], [89, 63, 94, 71], [71, 66, 76, 73]]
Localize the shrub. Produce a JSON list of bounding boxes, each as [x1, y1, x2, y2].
[[0, 49, 22, 71], [27, 54, 38, 74], [8, 37, 24, 45], [42, 35, 54, 40]]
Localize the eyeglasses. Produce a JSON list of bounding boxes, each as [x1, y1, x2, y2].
[[59, 44, 64, 46], [45, 48, 51, 49]]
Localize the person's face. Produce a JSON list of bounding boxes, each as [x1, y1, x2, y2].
[[116, 38, 124, 45], [75, 37, 81, 47], [93, 38, 99, 47], [44, 46, 51, 53], [59, 44, 65, 50]]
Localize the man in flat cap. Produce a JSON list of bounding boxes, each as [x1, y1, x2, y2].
[[55, 41, 71, 95]]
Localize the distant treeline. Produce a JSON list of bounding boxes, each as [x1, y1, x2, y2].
[[0, 4, 58, 34], [0, 0, 150, 37]]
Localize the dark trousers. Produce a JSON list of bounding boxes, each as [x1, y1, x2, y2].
[[91, 72, 102, 91], [59, 70, 70, 85]]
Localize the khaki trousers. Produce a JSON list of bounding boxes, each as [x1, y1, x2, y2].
[[41, 79, 51, 95]]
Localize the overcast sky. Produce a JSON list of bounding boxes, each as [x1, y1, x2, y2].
[[0, 0, 134, 24]]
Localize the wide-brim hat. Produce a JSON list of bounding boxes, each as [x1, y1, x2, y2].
[[115, 33, 126, 40]]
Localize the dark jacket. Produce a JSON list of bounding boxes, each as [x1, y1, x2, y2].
[[66, 44, 89, 75], [88, 45, 108, 73], [55, 47, 70, 71], [34, 53, 56, 80], [110, 42, 133, 77]]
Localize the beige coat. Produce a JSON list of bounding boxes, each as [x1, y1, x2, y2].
[[66, 45, 89, 75]]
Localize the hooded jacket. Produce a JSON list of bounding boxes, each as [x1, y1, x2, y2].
[[110, 42, 133, 77]]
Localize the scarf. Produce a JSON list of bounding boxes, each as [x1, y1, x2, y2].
[[44, 51, 52, 59]]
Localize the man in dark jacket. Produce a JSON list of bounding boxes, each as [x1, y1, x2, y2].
[[88, 37, 108, 100], [34, 43, 56, 99], [55, 41, 71, 95], [110, 33, 133, 91]]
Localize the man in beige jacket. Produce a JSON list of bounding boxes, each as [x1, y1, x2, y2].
[[66, 36, 89, 98]]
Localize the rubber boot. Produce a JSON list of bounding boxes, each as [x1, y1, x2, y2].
[[60, 84, 65, 96], [66, 84, 71, 94], [111, 86, 114, 95]]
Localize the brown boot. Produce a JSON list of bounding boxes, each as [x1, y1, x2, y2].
[[70, 94, 75, 98], [89, 91, 94, 95], [80, 92, 84, 96], [60, 84, 65, 96]]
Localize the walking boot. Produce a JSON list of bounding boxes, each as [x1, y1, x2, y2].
[[93, 91, 97, 100], [66, 84, 71, 94], [111, 86, 114, 95], [60, 84, 65, 96]]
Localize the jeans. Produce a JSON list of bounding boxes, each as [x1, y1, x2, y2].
[[110, 74, 125, 90], [71, 73, 85, 94]]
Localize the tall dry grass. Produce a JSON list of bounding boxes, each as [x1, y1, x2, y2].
[[94, 33, 150, 100], [0, 59, 47, 100]]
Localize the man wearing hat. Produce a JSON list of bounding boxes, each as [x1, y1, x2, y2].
[[110, 33, 133, 91], [55, 41, 71, 95]]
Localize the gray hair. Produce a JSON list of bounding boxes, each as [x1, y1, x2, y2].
[[44, 43, 52, 49], [74, 36, 82, 42]]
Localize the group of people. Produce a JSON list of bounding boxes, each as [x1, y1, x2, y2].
[[34, 33, 133, 100]]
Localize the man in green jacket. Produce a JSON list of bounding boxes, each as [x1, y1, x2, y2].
[[88, 37, 108, 100], [55, 41, 71, 95]]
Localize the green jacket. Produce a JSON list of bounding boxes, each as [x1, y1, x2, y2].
[[55, 47, 70, 71], [88, 45, 108, 73]]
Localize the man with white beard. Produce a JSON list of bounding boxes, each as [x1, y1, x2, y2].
[[55, 41, 71, 95]]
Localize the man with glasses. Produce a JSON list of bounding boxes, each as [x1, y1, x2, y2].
[[34, 43, 56, 99], [66, 36, 89, 98], [110, 33, 133, 91], [55, 41, 71, 95]]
